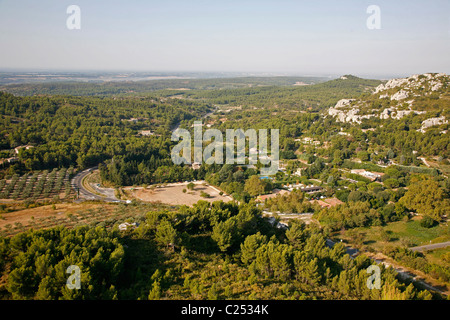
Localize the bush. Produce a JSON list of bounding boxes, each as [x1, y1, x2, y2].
[[200, 191, 211, 198], [187, 183, 195, 191], [335, 189, 350, 202], [419, 215, 437, 228], [348, 190, 368, 202], [383, 178, 400, 189], [280, 150, 297, 159]]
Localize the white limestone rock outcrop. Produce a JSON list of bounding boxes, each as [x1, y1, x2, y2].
[[418, 116, 448, 133], [390, 89, 409, 101], [327, 73, 448, 126]]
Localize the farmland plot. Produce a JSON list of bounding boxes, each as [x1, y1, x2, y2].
[[0, 167, 75, 201]]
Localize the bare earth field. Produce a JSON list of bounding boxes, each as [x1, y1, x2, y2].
[[0, 203, 116, 230], [126, 181, 233, 206]]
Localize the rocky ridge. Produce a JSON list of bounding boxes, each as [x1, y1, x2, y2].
[[327, 73, 449, 131]]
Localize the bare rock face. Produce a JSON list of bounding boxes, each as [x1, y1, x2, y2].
[[419, 116, 449, 133], [390, 89, 409, 101], [334, 99, 355, 108], [326, 73, 448, 126], [374, 78, 409, 94], [375, 73, 447, 96], [328, 99, 363, 124]]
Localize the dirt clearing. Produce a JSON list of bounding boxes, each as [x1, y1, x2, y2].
[[126, 181, 232, 206]]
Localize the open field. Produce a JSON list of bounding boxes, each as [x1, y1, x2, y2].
[[125, 181, 233, 206], [0, 203, 111, 229], [336, 217, 450, 294], [337, 216, 450, 274], [0, 201, 170, 237], [0, 179, 233, 237], [338, 216, 450, 249]]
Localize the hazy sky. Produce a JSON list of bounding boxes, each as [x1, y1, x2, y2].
[[0, 0, 449, 77]]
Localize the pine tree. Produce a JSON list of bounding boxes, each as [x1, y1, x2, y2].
[[211, 218, 236, 252], [240, 232, 267, 265], [305, 258, 321, 286], [285, 221, 307, 248], [207, 283, 219, 300], [148, 281, 161, 300]]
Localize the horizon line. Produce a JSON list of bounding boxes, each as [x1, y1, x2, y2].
[[1, 68, 445, 81]]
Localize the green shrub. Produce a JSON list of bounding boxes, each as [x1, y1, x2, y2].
[[200, 191, 211, 198], [420, 215, 437, 228]]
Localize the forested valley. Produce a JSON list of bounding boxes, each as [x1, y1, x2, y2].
[[0, 74, 449, 300]]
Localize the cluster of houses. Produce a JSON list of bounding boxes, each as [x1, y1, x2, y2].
[[282, 183, 323, 193], [256, 183, 324, 201]]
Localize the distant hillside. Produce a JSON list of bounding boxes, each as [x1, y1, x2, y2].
[[176, 75, 383, 112], [0, 76, 327, 97], [327, 73, 450, 133], [320, 74, 382, 88]]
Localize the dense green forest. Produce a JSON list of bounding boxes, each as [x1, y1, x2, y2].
[[180, 75, 382, 110], [0, 76, 326, 97], [0, 91, 211, 174], [1, 75, 448, 218], [0, 75, 384, 179]]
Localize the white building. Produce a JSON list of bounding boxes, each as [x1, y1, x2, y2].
[[118, 222, 139, 231], [350, 169, 382, 181]]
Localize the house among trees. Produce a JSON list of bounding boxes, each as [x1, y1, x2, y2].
[[256, 189, 289, 202], [139, 130, 154, 136], [14, 145, 34, 154], [302, 137, 321, 146], [301, 186, 323, 193], [350, 169, 383, 181], [123, 117, 148, 123], [310, 197, 344, 208]]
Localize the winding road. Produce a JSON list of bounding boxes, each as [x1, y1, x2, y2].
[[71, 167, 122, 202]]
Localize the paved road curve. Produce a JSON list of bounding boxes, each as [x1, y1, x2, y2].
[[71, 167, 123, 203]]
